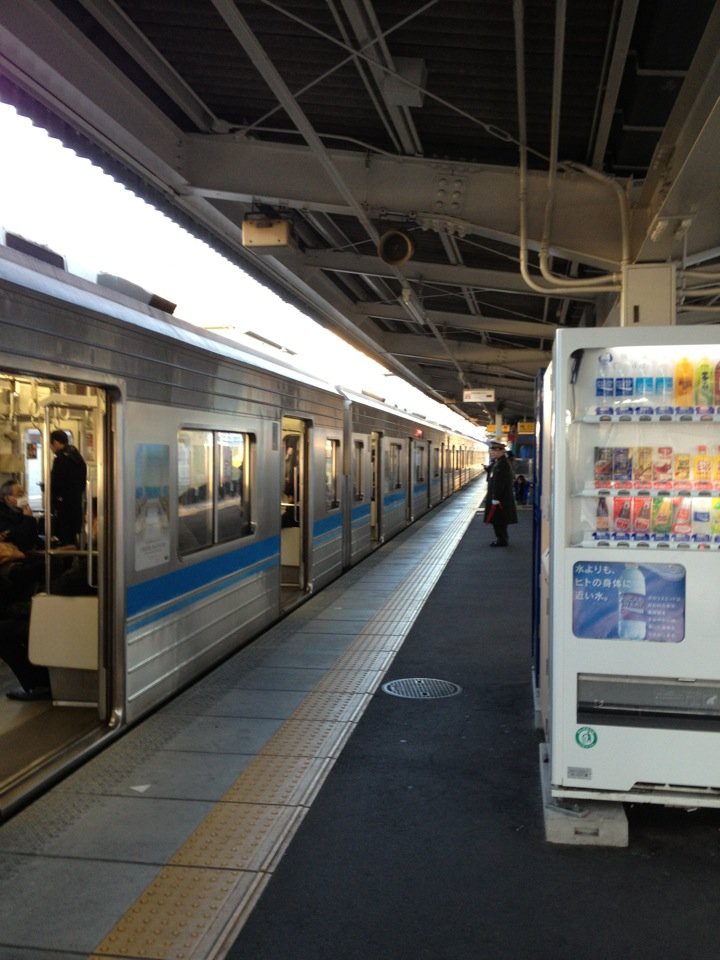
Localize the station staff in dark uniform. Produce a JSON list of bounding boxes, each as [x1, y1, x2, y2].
[[49, 429, 87, 546], [483, 441, 517, 547]]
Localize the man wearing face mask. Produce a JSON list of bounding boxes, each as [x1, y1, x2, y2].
[[0, 480, 40, 552]]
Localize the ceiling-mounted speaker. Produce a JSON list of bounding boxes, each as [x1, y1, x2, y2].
[[242, 215, 293, 249], [377, 230, 414, 266]]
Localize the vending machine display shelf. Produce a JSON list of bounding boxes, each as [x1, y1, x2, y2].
[[579, 413, 720, 424], [577, 487, 720, 498], [577, 538, 719, 551]]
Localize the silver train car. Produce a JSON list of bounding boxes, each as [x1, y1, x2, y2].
[[0, 244, 484, 816]]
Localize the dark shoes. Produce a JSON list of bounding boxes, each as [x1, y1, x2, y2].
[[7, 686, 51, 701], [489, 540, 508, 547]]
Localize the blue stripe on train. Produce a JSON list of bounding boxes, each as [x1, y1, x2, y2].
[[313, 512, 343, 537], [383, 490, 406, 508], [126, 536, 280, 618], [128, 557, 278, 632]]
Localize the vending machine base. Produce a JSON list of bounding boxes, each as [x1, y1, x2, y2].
[[539, 745, 628, 847]]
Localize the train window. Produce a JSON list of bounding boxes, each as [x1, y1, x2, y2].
[[216, 432, 252, 542], [325, 439, 341, 509], [414, 445, 425, 482], [433, 447, 440, 478], [178, 430, 213, 554], [386, 442, 402, 490], [353, 440, 364, 501], [24, 428, 43, 511], [178, 429, 254, 555]]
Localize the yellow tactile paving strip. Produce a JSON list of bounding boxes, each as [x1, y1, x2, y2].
[[221, 754, 330, 806], [91, 866, 265, 960], [91, 490, 480, 960]]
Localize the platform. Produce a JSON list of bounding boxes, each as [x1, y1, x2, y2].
[[1, 486, 720, 960]]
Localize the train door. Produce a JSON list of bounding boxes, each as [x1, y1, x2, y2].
[[370, 431, 381, 543], [280, 417, 308, 608], [35, 392, 106, 709], [0, 373, 109, 811], [407, 440, 415, 521]]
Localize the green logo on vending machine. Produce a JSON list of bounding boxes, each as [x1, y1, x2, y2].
[[575, 726, 598, 749]]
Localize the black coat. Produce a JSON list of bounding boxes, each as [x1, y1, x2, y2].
[[484, 455, 518, 525], [0, 501, 39, 552], [51, 444, 87, 544]]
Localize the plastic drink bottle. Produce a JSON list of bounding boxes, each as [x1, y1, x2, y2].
[[694, 357, 713, 408], [615, 497, 632, 532], [618, 564, 647, 640], [693, 445, 712, 484], [692, 499, 711, 541], [634, 498, 652, 534], [673, 452, 691, 484], [654, 361, 674, 414], [595, 351, 614, 411], [714, 361, 720, 406], [653, 497, 672, 536], [672, 497, 693, 535], [634, 359, 654, 412], [614, 354, 634, 410], [674, 357, 694, 407], [596, 496, 609, 533], [711, 498, 720, 541]]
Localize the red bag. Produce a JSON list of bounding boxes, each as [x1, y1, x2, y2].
[[484, 501, 502, 523]]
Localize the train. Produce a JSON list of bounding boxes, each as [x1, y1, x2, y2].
[[0, 240, 485, 817]]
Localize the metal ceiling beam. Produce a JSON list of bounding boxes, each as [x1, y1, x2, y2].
[[0, 0, 184, 190], [590, 0, 640, 169], [209, 0, 472, 396], [301, 249, 576, 298], [634, 1, 720, 262], [352, 303, 557, 339], [181, 134, 628, 270], [335, 0, 423, 155], [74, 0, 226, 133], [374, 332, 551, 367]]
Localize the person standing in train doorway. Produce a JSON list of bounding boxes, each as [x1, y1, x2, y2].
[[49, 429, 87, 546], [483, 441, 517, 547]]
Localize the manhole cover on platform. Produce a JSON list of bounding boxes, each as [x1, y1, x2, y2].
[[381, 678, 462, 699]]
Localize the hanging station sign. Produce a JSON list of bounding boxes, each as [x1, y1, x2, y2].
[[463, 388, 495, 403]]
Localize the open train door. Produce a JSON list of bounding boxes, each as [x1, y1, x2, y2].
[[30, 391, 107, 714], [0, 373, 111, 816], [280, 417, 308, 609]]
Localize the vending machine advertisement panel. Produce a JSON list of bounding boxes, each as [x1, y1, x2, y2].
[[547, 326, 720, 807]]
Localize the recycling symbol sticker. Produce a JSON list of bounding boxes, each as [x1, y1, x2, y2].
[[575, 726, 598, 749]]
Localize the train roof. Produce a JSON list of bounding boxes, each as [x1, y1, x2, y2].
[[0, 242, 485, 443], [0, 242, 343, 397], [339, 386, 482, 444]]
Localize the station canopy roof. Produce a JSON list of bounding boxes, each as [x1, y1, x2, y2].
[[1, 1, 719, 425]]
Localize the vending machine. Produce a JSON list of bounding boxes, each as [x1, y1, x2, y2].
[[545, 325, 720, 808]]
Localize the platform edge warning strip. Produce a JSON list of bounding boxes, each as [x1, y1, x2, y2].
[[90, 488, 482, 960]]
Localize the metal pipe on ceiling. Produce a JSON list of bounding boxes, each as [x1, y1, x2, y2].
[[539, 0, 627, 287], [512, 0, 622, 297], [538, 0, 626, 289]]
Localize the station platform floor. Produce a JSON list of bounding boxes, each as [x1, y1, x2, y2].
[[1, 482, 720, 960]]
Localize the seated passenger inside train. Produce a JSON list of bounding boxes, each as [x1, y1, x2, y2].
[[0, 525, 49, 701], [0, 615, 50, 701], [0, 480, 40, 552]]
